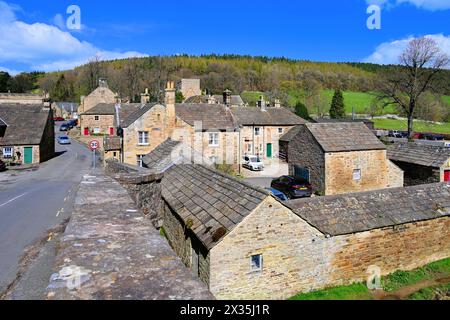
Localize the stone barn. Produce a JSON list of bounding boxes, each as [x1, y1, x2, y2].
[[287, 122, 403, 195], [160, 163, 449, 300], [387, 142, 450, 186]]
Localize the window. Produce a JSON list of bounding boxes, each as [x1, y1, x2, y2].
[[247, 144, 252, 153], [209, 156, 218, 164], [137, 155, 144, 167], [353, 169, 362, 181], [250, 254, 263, 272], [278, 128, 284, 134], [3, 147, 13, 158], [138, 131, 149, 145], [208, 133, 219, 147], [254, 127, 261, 136], [94, 116, 99, 121], [93, 128, 100, 134]]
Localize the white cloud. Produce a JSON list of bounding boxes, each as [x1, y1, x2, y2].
[[366, 0, 450, 10], [364, 34, 450, 64], [0, 1, 147, 72], [0, 66, 19, 75]]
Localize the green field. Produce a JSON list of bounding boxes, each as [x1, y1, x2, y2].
[[373, 118, 450, 134], [290, 258, 450, 300]]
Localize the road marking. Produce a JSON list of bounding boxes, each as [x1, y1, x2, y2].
[[0, 193, 28, 207]]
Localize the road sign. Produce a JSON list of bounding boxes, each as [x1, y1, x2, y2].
[[89, 140, 100, 151]]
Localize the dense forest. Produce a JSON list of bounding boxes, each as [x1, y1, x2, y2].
[[1, 54, 450, 113]]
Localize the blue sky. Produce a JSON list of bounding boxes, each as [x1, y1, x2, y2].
[[0, 0, 449, 73]]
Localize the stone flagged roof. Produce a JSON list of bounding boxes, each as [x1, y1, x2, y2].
[[162, 164, 269, 249], [103, 136, 121, 151], [305, 122, 386, 152], [184, 95, 244, 106], [387, 142, 450, 168], [54, 102, 79, 111], [231, 107, 307, 126], [175, 104, 236, 130], [0, 104, 50, 146], [47, 173, 213, 300], [120, 103, 158, 128], [143, 139, 182, 172], [285, 183, 450, 236]]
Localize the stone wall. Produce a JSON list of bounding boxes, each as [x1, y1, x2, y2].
[[79, 86, 116, 114], [393, 161, 441, 186], [39, 111, 55, 163], [177, 79, 201, 100], [106, 160, 164, 227], [324, 150, 389, 195], [288, 125, 325, 192], [80, 114, 115, 136], [208, 196, 450, 300], [387, 160, 404, 188]]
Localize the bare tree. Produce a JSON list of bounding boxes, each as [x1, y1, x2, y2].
[[377, 37, 449, 137], [84, 56, 104, 92]]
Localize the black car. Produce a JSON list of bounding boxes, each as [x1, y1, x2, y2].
[[271, 176, 313, 199], [59, 124, 69, 131]]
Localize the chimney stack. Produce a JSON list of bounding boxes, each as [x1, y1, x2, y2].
[[274, 99, 281, 108], [257, 95, 267, 112], [141, 88, 151, 104], [223, 89, 232, 107], [165, 81, 176, 106], [99, 78, 108, 88]]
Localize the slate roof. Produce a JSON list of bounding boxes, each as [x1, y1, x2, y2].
[[54, 102, 79, 112], [387, 143, 450, 168], [162, 164, 269, 249], [280, 126, 302, 142], [143, 139, 182, 172], [81, 103, 158, 128], [0, 104, 50, 146], [231, 107, 307, 126], [305, 122, 385, 152], [175, 104, 236, 130], [285, 183, 450, 236]]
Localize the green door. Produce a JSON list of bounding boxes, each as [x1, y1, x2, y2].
[[267, 143, 272, 158], [24, 147, 33, 164]]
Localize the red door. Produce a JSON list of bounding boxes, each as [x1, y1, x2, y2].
[[445, 171, 450, 182], [84, 127, 89, 136], [109, 127, 114, 136]]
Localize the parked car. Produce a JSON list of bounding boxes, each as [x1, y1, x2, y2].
[[53, 117, 65, 122], [265, 188, 289, 202], [389, 130, 408, 138], [59, 124, 69, 131], [0, 160, 6, 172], [67, 119, 78, 128], [423, 133, 445, 141], [57, 136, 71, 145], [242, 155, 264, 171], [271, 176, 313, 199]]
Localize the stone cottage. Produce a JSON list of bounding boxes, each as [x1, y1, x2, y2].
[[388, 142, 450, 185], [79, 79, 116, 114], [286, 122, 403, 196], [177, 79, 202, 101], [0, 104, 54, 165], [185, 90, 246, 108], [160, 163, 449, 300]]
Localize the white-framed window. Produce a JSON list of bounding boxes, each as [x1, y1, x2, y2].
[[137, 155, 145, 167], [353, 169, 362, 181], [278, 128, 284, 134], [93, 128, 100, 134], [250, 254, 263, 272], [254, 127, 261, 136], [208, 133, 219, 147], [2, 147, 13, 158], [138, 131, 149, 145]]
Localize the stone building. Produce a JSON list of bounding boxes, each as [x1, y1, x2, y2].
[[177, 79, 201, 101], [388, 143, 450, 185], [79, 79, 116, 114], [0, 104, 54, 165], [0, 93, 48, 105], [185, 90, 246, 108], [286, 122, 403, 195], [160, 163, 449, 300], [51, 102, 79, 119]]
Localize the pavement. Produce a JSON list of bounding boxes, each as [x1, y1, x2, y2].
[[243, 161, 288, 189], [0, 125, 93, 298]]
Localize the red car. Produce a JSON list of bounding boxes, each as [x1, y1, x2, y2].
[[53, 117, 65, 122]]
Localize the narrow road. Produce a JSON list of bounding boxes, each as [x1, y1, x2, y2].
[[0, 126, 93, 294]]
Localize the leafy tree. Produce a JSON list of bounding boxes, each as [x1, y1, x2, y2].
[[330, 89, 345, 119], [0, 72, 11, 92], [295, 102, 310, 120], [52, 74, 74, 101], [176, 91, 185, 103]]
